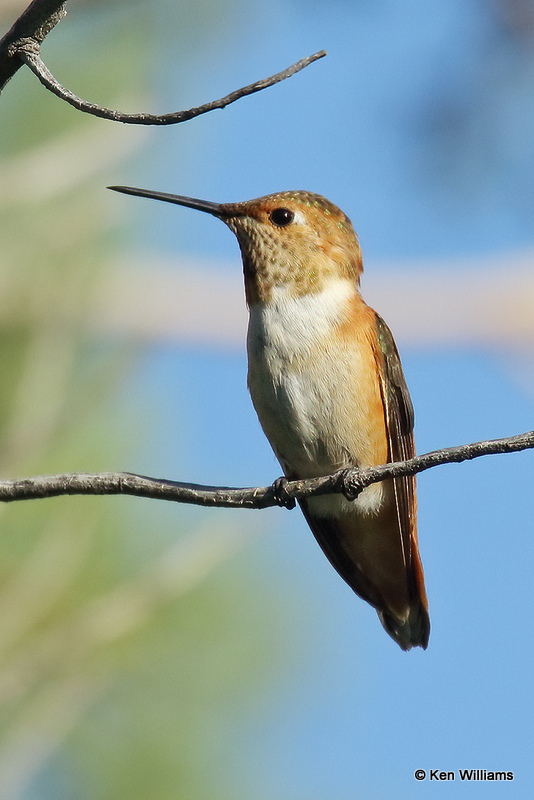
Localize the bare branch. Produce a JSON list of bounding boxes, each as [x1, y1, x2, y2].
[[16, 47, 326, 124], [1, 1, 325, 120], [0, 0, 65, 91], [0, 430, 532, 509]]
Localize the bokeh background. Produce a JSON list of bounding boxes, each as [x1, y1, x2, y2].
[[1, 0, 534, 798]]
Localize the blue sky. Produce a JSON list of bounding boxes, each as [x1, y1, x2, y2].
[[114, 1, 534, 796]]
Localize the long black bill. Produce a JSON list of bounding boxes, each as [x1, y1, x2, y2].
[[108, 185, 224, 217]]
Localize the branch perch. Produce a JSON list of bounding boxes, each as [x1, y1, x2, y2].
[[1, 430, 532, 508]]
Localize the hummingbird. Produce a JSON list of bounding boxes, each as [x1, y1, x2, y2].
[[108, 185, 430, 650]]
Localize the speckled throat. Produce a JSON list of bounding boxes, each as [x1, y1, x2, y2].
[[220, 191, 363, 304]]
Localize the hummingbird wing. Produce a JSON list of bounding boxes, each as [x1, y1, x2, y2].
[[296, 312, 429, 651], [373, 313, 430, 649]]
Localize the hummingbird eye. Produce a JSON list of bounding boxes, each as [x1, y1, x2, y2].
[[269, 207, 295, 227]]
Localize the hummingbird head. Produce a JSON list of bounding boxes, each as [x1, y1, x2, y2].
[[108, 186, 363, 305]]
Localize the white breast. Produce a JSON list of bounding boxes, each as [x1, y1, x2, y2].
[[247, 278, 355, 363], [247, 279, 357, 453]]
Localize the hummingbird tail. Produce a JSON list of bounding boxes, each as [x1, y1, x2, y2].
[[297, 498, 430, 650], [377, 604, 430, 651]]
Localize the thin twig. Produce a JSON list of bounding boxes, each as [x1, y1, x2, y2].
[[0, 430, 532, 508], [16, 45, 326, 124]]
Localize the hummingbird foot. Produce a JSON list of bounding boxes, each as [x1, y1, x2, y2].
[[335, 468, 364, 502], [270, 477, 297, 510]]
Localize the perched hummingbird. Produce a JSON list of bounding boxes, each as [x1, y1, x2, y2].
[[109, 185, 430, 650]]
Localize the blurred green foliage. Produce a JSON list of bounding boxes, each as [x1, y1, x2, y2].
[[0, 3, 283, 798]]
